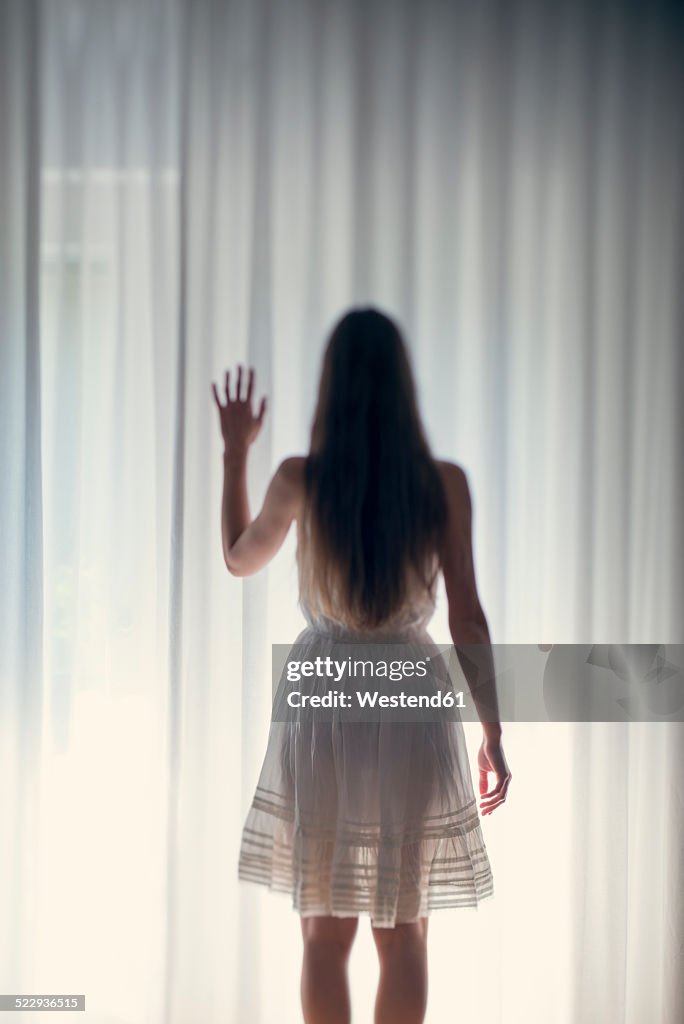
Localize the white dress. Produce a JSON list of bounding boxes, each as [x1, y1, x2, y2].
[[238, 546, 494, 928]]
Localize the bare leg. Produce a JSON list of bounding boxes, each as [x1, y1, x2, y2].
[[371, 918, 429, 1024], [300, 915, 359, 1024]]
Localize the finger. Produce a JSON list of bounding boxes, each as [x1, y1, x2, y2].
[[480, 774, 511, 812], [481, 800, 504, 816], [481, 792, 508, 815], [211, 382, 222, 408], [236, 365, 243, 401], [225, 370, 231, 402], [257, 395, 267, 423], [246, 368, 255, 403], [478, 767, 489, 797], [481, 790, 508, 814], [481, 791, 507, 813], [481, 773, 506, 800]]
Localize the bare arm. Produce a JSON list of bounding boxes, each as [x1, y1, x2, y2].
[[438, 460, 512, 814], [212, 364, 303, 576], [220, 453, 303, 576]]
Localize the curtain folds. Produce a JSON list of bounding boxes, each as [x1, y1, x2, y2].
[[1, 1, 682, 1021]]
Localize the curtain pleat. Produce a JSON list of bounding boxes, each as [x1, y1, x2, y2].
[[0, 1, 682, 1021]]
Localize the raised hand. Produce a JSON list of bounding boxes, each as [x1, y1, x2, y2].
[[211, 365, 267, 456]]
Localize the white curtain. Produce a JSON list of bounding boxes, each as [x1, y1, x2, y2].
[[1, 0, 682, 1021]]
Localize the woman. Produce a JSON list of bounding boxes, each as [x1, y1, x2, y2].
[[212, 307, 511, 1024]]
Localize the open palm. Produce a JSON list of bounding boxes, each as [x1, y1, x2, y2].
[[212, 365, 267, 454]]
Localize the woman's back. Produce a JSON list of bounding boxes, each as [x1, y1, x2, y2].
[[295, 511, 439, 640]]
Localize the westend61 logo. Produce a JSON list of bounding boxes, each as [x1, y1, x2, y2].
[[273, 643, 464, 722], [284, 654, 467, 710], [285, 689, 465, 710], [270, 642, 684, 724]]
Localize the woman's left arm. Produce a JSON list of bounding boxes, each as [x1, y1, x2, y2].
[[220, 451, 303, 576], [212, 365, 303, 576]]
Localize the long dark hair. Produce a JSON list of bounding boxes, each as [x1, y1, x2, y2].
[[298, 307, 447, 629]]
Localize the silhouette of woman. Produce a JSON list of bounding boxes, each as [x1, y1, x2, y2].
[[212, 307, 511, 1024]]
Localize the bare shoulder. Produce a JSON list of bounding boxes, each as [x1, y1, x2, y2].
[[272, 455, 307, 507], [276, 454, 307, 484], [435, 459, 471, 509]]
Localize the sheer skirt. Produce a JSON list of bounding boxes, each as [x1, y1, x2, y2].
[[238, 625, 494, 927]]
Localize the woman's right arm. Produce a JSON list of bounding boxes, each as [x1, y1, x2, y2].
[[438, 461, 512, 815]]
